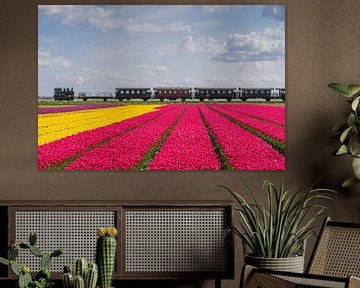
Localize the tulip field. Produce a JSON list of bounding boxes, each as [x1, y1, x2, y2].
[[38, 103, 285, 170]]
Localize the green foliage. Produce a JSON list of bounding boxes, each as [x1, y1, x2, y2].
[[32, 278, 54, 288], [329, 83, 360, 187], [0, 232, 63, 288], [223, 179, 335, 258]]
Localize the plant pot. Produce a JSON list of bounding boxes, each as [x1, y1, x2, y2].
[[245, 254, 304, 273]]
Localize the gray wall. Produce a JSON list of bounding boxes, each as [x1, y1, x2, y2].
[[1, 0, 360, 287]]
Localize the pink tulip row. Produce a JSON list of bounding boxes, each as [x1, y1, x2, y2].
[[149, 106, 221, 170], [211, 105, 285, 143], [199, 106, 285, 170], [38, 106, 176, 169], [65, 106, 186, 170], [38, 104, 123, 114], [219, 104, 285, 126]]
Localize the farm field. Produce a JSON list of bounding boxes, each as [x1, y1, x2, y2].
[[38, 103, 285, 170]]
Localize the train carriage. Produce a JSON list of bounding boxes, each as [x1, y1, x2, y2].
[[115, 88, 151, 101], [154, 87, 191, 101], [239, 88, 273, 101], [194, 88, 236, 102]]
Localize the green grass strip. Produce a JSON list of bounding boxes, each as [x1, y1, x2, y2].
[[198, 107, 232, 170], [209, 106, 285, 155], [46, 154, 81, 171], [133, 108, 187, 170]]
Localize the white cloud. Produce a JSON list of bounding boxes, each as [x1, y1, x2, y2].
[[136, 64, 169, 76], [205, 76, 237, 87], [178, 36, 196, 53], [74, 67, 123, 86], [123, 19, 162, 33], [202, 5, 229, 13], [154, 65, 168, 73], [198, 36, 225, 54], [212, 24, 285, 62], [39, 5, 119, 31], [39, 6, 193, 34], [237, 60, 285, 87], [166, 21, 192, 33], [38, 51, 73, 68]]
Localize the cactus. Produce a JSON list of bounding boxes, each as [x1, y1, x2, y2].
[[74, 258, 88, 279], [51, 248, 64, 258], [0, 233, 63, 288], [29, 232, 37, 246], [9, 246, 19, 260], [63, 272, 74, 288], [10, 260, 20, 276], [63, 259, 98, 288], [85, 263, 98, 288], [0, 257, 9, 266], [29, 245, 44, 257], [96, 227, 118, 288], [18, 267, 32, 288], [64, 265, 72, 273], [41, 253, 52, 270], [73, 275, 85, 288]]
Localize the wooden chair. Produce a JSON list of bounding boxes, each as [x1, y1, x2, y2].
[[241, 217, 360, 288]]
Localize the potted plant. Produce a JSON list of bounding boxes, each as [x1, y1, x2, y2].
[[328, 83, 360, 187], [222, 179, 334, 273], [0, 232, 63, 288]]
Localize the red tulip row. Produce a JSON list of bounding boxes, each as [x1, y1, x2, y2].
[[65, 106, 186, 170], [199, 105, 285, 170], [38, 106, 175, 169], [211, 105, 285, 143], [149, 105, 221, 170]]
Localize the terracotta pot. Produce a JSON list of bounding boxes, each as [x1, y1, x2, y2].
[[245, 254, 304, 273]]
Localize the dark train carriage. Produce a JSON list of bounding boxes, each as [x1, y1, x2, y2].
[[154, 87, 191, 101], [115, 88, 151, 101], [239, 88, 273, 101], [54, 87, 75, 101], [277, 88, 285, 101], [194, 88, 236, 102]]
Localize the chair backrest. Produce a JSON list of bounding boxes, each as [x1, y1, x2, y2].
[[307, 217, 360, 277]]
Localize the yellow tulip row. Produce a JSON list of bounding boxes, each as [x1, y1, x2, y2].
[[38, 105, 162, 145]]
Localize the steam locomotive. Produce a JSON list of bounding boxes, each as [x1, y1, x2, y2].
[[54, 87, 75, 101], [54, 87, 285, 102]]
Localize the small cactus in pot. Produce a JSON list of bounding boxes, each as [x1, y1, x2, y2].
[[96, 227, 118, 288]]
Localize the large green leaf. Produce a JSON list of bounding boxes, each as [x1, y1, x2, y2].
[[347, 114, 356, 127], [352, 157, 360, 179], [336, 144, 348, 155], [348, 135, 360, 157], [342, 177, 360, 188], [351, 96, 360, 111], [347, 85, 360, 97], [328, 83, 351, 97], [340, 126, 353, 143]]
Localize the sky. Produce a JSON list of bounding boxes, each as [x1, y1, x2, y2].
[[38, 5, 285, 96]]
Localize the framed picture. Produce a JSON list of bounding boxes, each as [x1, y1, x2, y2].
[[38, 5, 285, 171]]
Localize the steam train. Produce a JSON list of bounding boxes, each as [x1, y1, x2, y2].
[[54, 87, 75, 101], [54, 87, 285, 102]]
